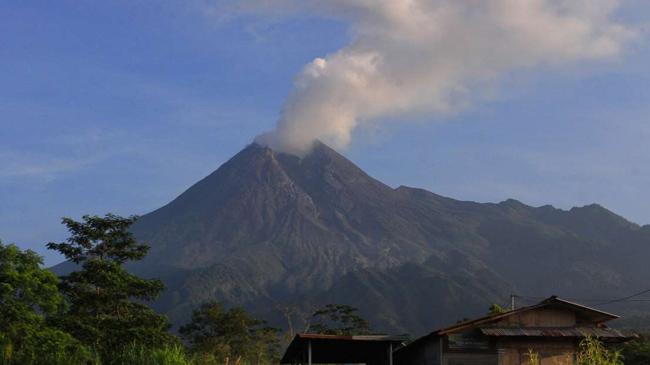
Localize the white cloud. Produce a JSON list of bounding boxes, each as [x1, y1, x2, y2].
[[223, 0, 637, 155]]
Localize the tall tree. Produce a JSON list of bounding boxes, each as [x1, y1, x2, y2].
[[0, 241, 92, 365], [47, 214, 175, 358], [309, 304, 372, 335], [179, 301, 281, 363]]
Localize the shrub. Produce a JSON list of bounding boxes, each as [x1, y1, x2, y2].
[[527, 336, 623, 365]]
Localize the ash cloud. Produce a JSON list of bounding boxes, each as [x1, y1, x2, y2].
[[235, 1, 634, 155]]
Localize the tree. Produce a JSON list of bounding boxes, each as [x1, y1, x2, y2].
[[621, 334, 650, 365], [179, 301, 281, 364], [488, 303, 508, 314], [46, 214, 176, 359], [0, 241, 93, 365], [309, 304, 372, 335]]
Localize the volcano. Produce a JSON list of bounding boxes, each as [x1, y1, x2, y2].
[[57, 141, 650, 335]]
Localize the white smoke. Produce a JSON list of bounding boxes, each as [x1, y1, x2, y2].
[[237, 0, 634, 155]]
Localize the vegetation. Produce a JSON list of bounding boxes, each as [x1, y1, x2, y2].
[[0, 241, 94, 365], [576, 337, 623, 365], [527, 336, 623, 365], [179, 301, 281, 364], [1, 215, 294, 364], [46, 214, 177, 359], [621, 334, 650, 365], [488, 303, 509, 314], [309, 303, 372, 335]]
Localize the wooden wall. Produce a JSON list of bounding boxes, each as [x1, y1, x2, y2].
[[494, 309, 576, 327], [395, 336, 442, 365], [497, 339, 576, 365]]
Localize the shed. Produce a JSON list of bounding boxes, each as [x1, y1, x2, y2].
[[280, 333, 409, 365]]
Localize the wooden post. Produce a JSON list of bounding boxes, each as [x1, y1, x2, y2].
[[388, 342, 393, 365], [511, 294, 516, 310], [308, 339, 312, 365]]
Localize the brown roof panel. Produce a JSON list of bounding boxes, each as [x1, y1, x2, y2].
[[480, 326, 634, 339]]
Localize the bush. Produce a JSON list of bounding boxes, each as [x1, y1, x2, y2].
[[106, 343, 190, 365], [527, 336, 623, 365], [621, 334, 650, 365], [0, 326, 97, 365], [103, 343, 277, 365]]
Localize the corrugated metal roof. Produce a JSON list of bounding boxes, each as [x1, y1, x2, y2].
[[294, 333, 409, 342], [480, 326, 632, 338]]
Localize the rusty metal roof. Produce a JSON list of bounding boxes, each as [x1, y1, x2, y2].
[[480, 326, 634, 339]]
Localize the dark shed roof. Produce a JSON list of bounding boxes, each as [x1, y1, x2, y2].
[[280, 333, 409, 364]]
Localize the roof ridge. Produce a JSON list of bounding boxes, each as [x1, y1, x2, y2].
[[433, 296, 618, 335]]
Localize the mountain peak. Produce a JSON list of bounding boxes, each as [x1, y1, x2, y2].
[[114, 140, 650, 336]]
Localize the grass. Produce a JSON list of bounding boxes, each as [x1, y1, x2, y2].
[[106, 344, 276, 365], [1, 342, 276, 365]]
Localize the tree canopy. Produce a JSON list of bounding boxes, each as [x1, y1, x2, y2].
[[0, 241, 93, 365], [488, 303, 509, 315], [46, 214, 175, 358], [179, 301, 281, 364], [309, 304, 372, 335]]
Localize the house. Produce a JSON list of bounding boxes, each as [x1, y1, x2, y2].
[[394, 296, 635, 365]]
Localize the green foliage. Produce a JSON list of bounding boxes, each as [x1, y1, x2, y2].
[[0, 326, 97, 365], [0, 242, 61, 324], [0, 241, 95, 365], [620, 334, 650, 365], [309, 304, 371, 335], [488, 303, 508, 314], [105, 343, 190, 365], [576, 336, 623, 365], [179, 301, 280, 364], [103, 342, 276, 365], [527, 336, 623, 365], [47, 214, 176, 360]]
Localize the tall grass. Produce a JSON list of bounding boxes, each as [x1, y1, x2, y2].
[[106, 343, 275, 365], [2, 341, 276, 365], [527, 336, 623, 365], [107, 344, 191, 365], [0, 339, 100, 365]]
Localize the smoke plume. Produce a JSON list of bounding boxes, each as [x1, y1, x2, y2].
[[240, 1, 633, 155]]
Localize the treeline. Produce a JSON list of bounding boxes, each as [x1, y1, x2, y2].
[[0, 214, 372, 365], [5, 214, 650, 365]]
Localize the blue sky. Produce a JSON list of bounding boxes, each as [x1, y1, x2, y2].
[[1, 1, 649, 266]]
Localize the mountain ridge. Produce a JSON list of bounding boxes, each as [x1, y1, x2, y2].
[[53, 141, 650, 335]]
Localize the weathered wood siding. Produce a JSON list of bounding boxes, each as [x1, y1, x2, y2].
[[497, 339, 575, 365], [494, 308, 576, 327], [395, 336, 441, 365], [445, 353, 498, 365]]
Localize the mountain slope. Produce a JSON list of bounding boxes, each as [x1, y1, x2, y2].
[[57, 141, 650, 335]]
